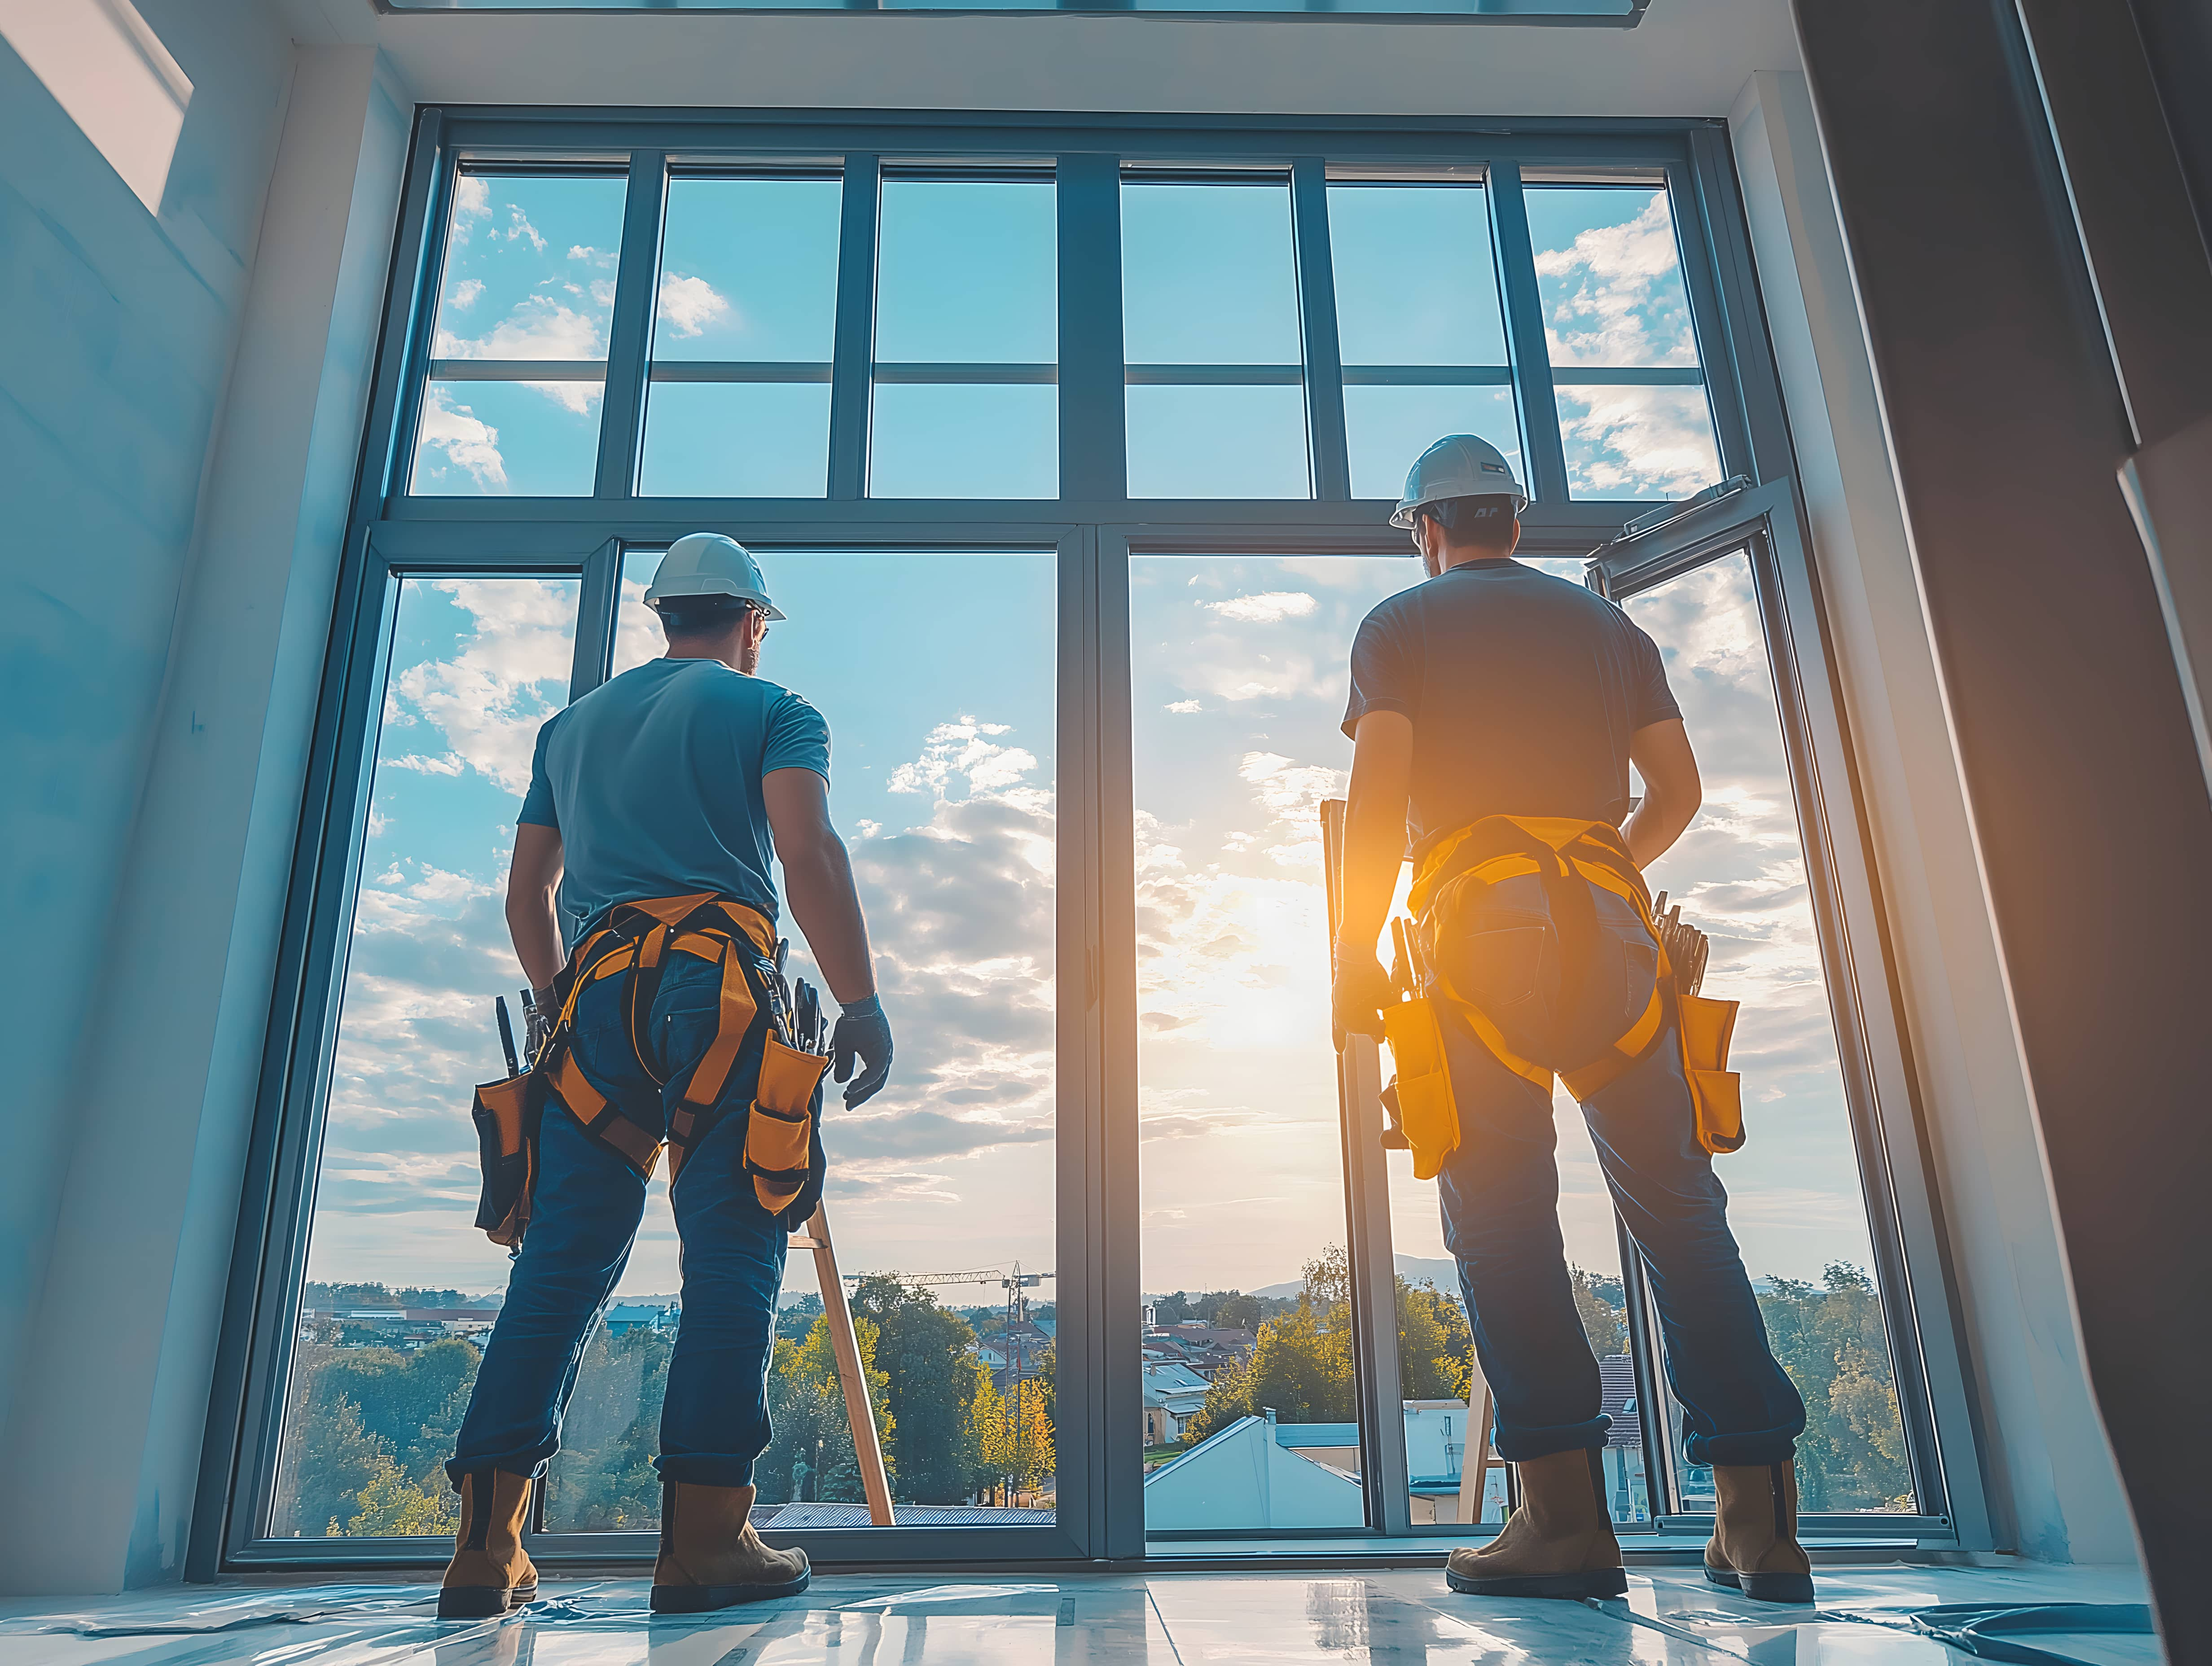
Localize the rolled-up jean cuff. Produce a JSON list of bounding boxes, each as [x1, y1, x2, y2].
[[1492, 1412, 1612, 1462], [1685, 1426, 1799, 1467], [655, 1453, 757, 1488]]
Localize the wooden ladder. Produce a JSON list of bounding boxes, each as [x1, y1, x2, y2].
[[786, 1201, 895, 1525]]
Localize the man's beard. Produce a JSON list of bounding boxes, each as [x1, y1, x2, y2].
[[738, 638, 761, 675]]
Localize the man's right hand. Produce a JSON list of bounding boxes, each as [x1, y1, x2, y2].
[[831, 995, 893, 1108], [1331, 950, 1396, 1052]]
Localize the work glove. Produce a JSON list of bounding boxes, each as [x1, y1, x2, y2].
[[832, 994, 894, 1108], [1330, 949, 1396, 1052]]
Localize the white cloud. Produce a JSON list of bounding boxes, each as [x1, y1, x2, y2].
[[451, 175, 491, 241], [1206, 591, 1317, 624], [387, 579, 576, 794], [451, 278, 483, 309], [1165, 700, 1202, 715], [1533, 191, 1698, 369], [567, 244, 618, 267], [385, 751, 465, 776], [503, 205, 546, 253], [657, 272, 733, 338], [1557, 386, 1721, 501], [415, 387, 507, 492]]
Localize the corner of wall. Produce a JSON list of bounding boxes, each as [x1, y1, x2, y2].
[[1724, 66, 2136, 1567]]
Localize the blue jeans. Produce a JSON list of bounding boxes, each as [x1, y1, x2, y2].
[[1430, 872, 1805, 1468], [449, 959, 789, 1488]]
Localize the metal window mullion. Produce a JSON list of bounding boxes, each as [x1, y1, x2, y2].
[[1667, 141, 1758, 485], [828, 154, 881, 500], [571, 539, 623, 697], [1292, 158, 1350, 501], [594, 150, 667, 500], [1058, 155, 1127, 502], [1490, 163, 1570, 503]]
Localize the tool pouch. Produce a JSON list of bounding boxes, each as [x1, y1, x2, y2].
[[1677, 992, 1745, 1155], [746, 1035, 833, 1221], [1382, 995, 1460, 1180], [471, 1068, 544, 1247]]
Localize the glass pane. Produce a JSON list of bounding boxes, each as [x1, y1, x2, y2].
[[638, 381, 832, 497], [1122, 181, 1302, 365], [595, 548, 1060, 1526], [433, 173, 628, 364], [1329, 184, 1508, 367], [1343, 385, 1520, 503], [271, 575, 579, 1539], [1133, 555, 1411, 1533], [412, 378, 605, 497], [869, 384, 1058, 498], [1622, 551, 1914, 1515], [1556, 385, 1723, 503], [1524, 184, 1697, 371], [654, 176, 842, 361], [1127, 384, 1309, 499], [875, 179, 1057, 364]]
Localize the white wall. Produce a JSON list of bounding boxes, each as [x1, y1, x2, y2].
[[1726, 70, 2133, 1565], [0, 0, 293, 1489], [0, 20, 413, 1592]]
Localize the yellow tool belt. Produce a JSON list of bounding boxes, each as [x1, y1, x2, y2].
[[470, 891, 832, 1247], [1382, 815, 1744, 1180]]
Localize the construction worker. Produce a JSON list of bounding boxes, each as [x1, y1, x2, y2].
[[1330, 437, 1813, 1604], [438, 533, 892, 1618]]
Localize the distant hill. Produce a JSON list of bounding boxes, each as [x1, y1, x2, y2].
[[1251, 1255, 1462, 1301]]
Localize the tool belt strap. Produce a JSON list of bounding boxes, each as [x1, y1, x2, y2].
[[536, 891, 777, 1182]]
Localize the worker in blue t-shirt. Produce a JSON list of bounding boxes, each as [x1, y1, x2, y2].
[[1331, 438, 1812, 1607], [439, 535, 890, 1617]]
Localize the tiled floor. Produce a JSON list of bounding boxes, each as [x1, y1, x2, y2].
[[0, 1563, 2155, 1666]]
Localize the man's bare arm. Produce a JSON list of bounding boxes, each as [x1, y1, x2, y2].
[[763, 767, 877, 1005], [506, 822, 567, 992], [1624, 718, 1702, 870]]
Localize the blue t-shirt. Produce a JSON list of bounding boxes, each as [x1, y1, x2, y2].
[[518, 658, 830, 944], [1341, 560, 1679, 861]]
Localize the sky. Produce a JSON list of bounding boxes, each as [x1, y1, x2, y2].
[[301, 170, 1868, 1319]]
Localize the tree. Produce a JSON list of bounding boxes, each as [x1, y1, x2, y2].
[[755, 1314, 895, 1506], [849, 1276, 991, 1504], [1754, 1263, 1911, 1511], [1183, 1250, 1356, 1444], [347, 1455, 451, 1535], [279, 1389, 389, 1536], [776, 1293, 825, 1342], [1396, 1280, 1473, 1401], [973, 1375, 1054, 1502], [1570, 1266, 1625, 1359], [277, 1337, 483, 1535], [542, 1325, 670, 1530]]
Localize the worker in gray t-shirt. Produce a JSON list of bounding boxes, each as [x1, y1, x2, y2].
[[1332, 438, 1811, 1608], [440, 535, 888, 1618]]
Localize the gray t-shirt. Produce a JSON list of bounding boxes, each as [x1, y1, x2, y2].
[[1341, 560, 1680, 861], [519, 658, 830, 943]]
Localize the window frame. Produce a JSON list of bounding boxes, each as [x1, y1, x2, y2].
[[192, 107, 1982, 1575]]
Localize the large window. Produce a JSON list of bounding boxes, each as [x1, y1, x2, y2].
[[204, 111, 1964, 1573]]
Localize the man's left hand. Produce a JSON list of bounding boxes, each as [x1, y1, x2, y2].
[[1331, 950, 1396, 1051]]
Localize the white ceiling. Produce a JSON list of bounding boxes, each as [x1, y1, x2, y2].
[[279, 0, 1800, 118]]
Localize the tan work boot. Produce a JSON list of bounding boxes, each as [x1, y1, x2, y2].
[[1446, 1447, 1625, 1598], [1704, 1460, 1815, 1604], [438, 1467, 539, 1618], [650, 1479, 811, 1613]]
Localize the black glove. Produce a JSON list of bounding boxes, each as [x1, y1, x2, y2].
[[831, 994, 894, 1108], [1331, 950, 1395, 1051]]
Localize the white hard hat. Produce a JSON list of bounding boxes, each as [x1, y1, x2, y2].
[[644, 533, 785, 621], [1391, 434, 1529, 527]]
